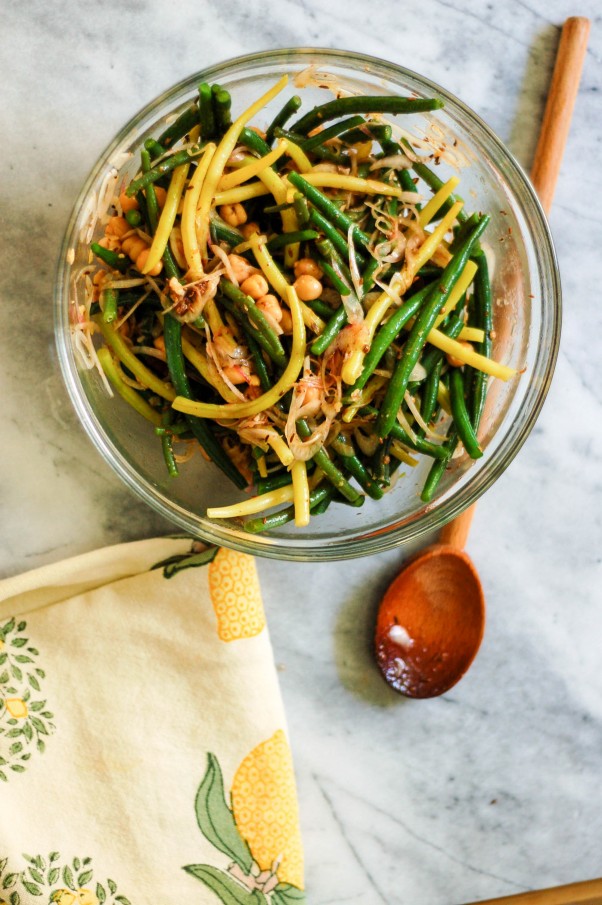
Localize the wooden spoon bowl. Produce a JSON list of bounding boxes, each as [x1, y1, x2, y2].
[[375, 545, 485, 697]]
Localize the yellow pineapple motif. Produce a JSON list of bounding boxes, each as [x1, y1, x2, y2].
[[5, 697, 28, 718], [208, 548, 265, 642], [231, 730, 304, 889]]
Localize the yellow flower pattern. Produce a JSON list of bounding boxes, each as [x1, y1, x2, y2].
[[231, 730, 304, 890], [208, 548, 266, 642]]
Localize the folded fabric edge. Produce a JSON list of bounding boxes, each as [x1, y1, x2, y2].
[[0, 536, 197, 619]]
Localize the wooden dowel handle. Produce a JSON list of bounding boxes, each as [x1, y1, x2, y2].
[[440, 16, 590, 551], [531, 16, 591, 215], [463, 876, 602, 905]]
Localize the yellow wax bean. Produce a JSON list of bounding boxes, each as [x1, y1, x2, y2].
[[427, 328, 517, 380], [214, 182, 271, 206], [418, 176, 461, 227], [303, 172, 406, 197], [291, 460, 310, 527], [94, 317, 175, 401], [207, 485, 295, 519], [196, 74, 288, 258], [434, 259, 478, 326], [180, 143, 216, 276], [172, 279, 306, 420], [218, 139, 288, 191], [143, 162, 190, 273], [97, 348, 163, 426]]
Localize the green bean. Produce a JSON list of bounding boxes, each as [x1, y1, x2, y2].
[[468, 250, 493, 430], [274, 127, 349, 165], [310, 303, 348, 356], [239, 127, 272, 158], [330, 435, 384, 500], [210, 84, 232, 134], [347, 281, 436, 397], [303, 297, 339, 320], [198, 82, 215, 139], [308, 207, 368, 268], [256, 469, 293, 495], [339, 123, 393, 145], [360, 257, 382, 295], [449, 367, 482, 459], [372, 435, 393, 486], [318, 259, 351, 298], [301, 115, 366, 151], [243, 484, 333, 533], [163, 313, 247, 489], [124, 209, 142, 229], [155, 426, 179, 477], [292, 95, 444, 135], [315, 236, 353, 286], [376, 216, 490, 438], [266, 229, 319, 252], [101, 287, 119, 324], [292, 193, 310, 226], [140, 151, 180, 280], [265, 94, 302, 146], [360, 406, 448, 460], [417, 312, 465, 380], [419, 357, 443, 427], [144, 138, 166, 161], [90, 243, 129, 273], [209, 214, 245, 248], [287, 171, 371, 248], [244, 329, 272, 393], [420, 430, 458, 502], [411, 158, 467, 223], [157, 103, 199, 150], [125, 146, 205, 197], [296, 419, 364, 505], [220, 279, 287, 368]]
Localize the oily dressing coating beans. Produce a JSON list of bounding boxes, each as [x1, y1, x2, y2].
[[82, 76, 513, 531]]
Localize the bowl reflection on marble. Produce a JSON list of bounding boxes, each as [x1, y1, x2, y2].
[[54, 48, 560, 561]]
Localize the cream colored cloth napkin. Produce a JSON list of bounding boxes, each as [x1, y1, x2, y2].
[[0, 537, 305, 905]]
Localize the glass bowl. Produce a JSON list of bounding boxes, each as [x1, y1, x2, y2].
[[54, 48, 560, 561]]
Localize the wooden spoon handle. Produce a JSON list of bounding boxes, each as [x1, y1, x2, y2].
[[440, 16, 590, 551], [463, 876, 602, 905], [531, 16, 591, 214]]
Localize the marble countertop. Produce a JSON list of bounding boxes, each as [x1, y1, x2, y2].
[[2, 1, 601, 902]]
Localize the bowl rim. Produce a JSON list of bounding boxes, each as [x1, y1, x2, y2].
[[54, 46, 561, 561]]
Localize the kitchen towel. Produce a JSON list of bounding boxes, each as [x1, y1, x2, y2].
[[0, 536, 304, 904]]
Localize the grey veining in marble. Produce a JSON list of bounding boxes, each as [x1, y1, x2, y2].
[[2, 2, 601, 903]]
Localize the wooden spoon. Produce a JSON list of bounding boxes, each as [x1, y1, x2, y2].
[[375, 17, 591, 698], [463, 875, 602, 904]]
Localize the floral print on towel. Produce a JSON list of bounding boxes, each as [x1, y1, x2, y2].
[[0, 853, 130, 904], [184, 731, 305, 904], [0, 619, 54, 780]]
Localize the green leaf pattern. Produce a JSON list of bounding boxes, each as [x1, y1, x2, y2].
[[0, 618, 55, 779], [0, 856, 131, 905], [184, 753, 305, 905]]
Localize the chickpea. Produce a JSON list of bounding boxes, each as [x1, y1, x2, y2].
[[153, 335, 166, 352], [294, 257, 323, 280], [105, 216, 129, 238], [293, 274, 323, 301], [227, 253, 259, 283], [219, 202, 248, 227], [154, 186, 167, 209], [240, 273, 269, 300], [119, 191, 139, 214], [279, 308, 293, 334], [256, 294, 283, 323], [446, 340, 473, 368], [240, 221, 261, 239], [135, 247, 163, 277]]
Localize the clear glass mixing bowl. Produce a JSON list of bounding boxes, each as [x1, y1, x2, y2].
[[54, 48, 561, 561]]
